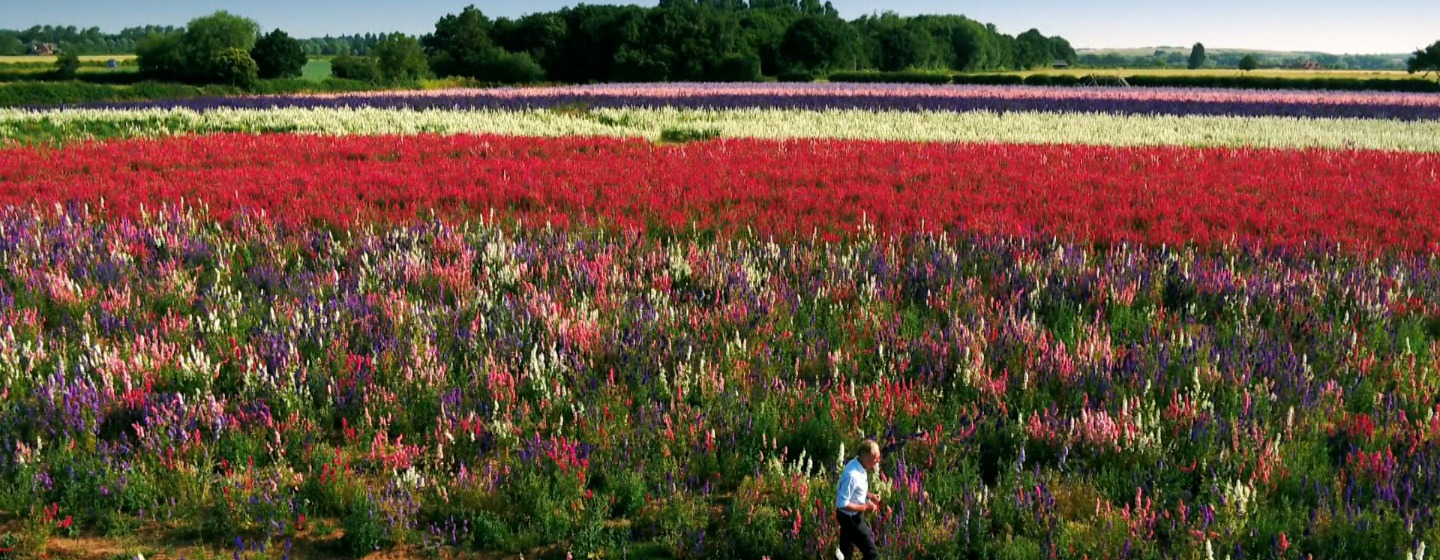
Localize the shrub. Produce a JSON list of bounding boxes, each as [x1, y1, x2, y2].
[[952, 73, 1025, 85], [209, 48, 259, 89], [251, 29, 307, 79], [660, 127, 723, 144], [53, 52, 80, 80], [776, 69, 814, 82], [711, 53, 762, 82], [477, 50, 546, 84], [330, 54, 378, 83], [828, 70, 952, 84], [343, 496, 388, 555]]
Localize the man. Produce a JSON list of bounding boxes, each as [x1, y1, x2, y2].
[[835, 439, 882, 560]]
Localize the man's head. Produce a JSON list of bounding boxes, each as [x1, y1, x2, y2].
[[858, 439, 881, 470]]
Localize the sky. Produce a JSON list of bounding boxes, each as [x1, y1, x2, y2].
[[7, 0, 1437, 54]]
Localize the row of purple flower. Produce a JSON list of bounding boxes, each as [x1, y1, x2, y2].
[[51, 83, 1440, 121]]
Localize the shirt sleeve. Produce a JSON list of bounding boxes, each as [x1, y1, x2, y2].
[[835, 469, 853, 509]]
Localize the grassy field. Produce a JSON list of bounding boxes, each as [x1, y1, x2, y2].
[[302, 59, 332, 81]]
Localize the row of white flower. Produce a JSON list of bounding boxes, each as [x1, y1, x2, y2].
[[5, 106, 1439, 151]]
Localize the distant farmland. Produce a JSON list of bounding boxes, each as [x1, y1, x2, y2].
[[1018, 67, 1417, 80]]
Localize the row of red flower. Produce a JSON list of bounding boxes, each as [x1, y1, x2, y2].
[[2, 133, 1437, 251]]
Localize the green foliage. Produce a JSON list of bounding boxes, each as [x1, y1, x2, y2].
[[1408, 40, 1440, 78], [330, 54, 378, 82], [135, 31, 187, 80], [828, 70, 952, 84], [1188, 42, 1207, 69], [64, 4, 1090, 83], [183, 11, 260, 82], [133, 11, 261, 85], [422, 5, 496, 78], [53, 52, 80, 79], [660, 127, 723, 144], [1021, 73, 1084, 86], [949, 18, 1008, 71], [711, 52, 762, 81], [1123, 73, 1440, 92], [1013, 29, 1053, 70], [209, 47, 258, 88], [475, 49, 545, 84], [250, 28, 306, 79], [372, 33, 430, 85], [343, 497, 388, 555], [951, 73, 1025, 85], [779, 15, 860, 74], [1239, 53, 1260, 71]]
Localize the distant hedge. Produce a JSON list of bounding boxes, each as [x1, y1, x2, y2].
[[830, 70, 1440, 92], [0, 78, 373, 107], [951, 74, 1025, 85], [1122, 74, 1440, 92], [827, 71, 952, 84], [0, 69, 149, 84]]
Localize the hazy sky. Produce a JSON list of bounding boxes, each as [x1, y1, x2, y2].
[[7, 0, 1436, 54]]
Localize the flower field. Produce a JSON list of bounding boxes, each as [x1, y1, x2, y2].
[[8, 106, 1440, 151], [50, 83, 1440, 121], [0, 83, 1438, 560]]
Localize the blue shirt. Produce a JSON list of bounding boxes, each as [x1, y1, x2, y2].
[[835, 458, 868, 516]]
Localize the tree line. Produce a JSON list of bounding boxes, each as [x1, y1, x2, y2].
[[0, 25, 180, 56], [1081, 47, 1407, 71], [21, 1, 1081, 86]]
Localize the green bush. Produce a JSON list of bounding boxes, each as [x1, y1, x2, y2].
[[331, 54, 378, 83], [712, 53, 762, 82], [828, 70, 952, 84], [776, 69, 814, 82], [660, 127, 723, 144], [210, 48, 259, 89], [476, 50, 546, 84], [343, 497, 388, 555], [53, 52, 81, 80], [468, 510, 512, 551], [952, 73, 1026, 85], [724, 503, 792, 560], [1023, 74, 1084, 86], [251, 29, 307, 79]]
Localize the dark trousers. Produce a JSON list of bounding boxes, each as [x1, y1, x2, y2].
[[835, 510, 880, 560]]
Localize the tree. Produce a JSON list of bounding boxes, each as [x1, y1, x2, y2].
[[1407, 40, 1440, 79], [0, 35, 24, 56], [1188, 42, 1206, 69], [1013, 29, 1053, 70], [1048, 35, 1076, 67], [949, 18, 1003, 71], [422, 5, 495, 78], [857, 13, 942, 71], [183, 11, 260, 80], [372, 33, 429, 85], [251, 29, 306, 79], [779, 15, 859, 74], [136, 31, 187, 80], [210, 47, 258, 87], [54, 51, 80, 79], [1238, 53, 1259, 71]]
